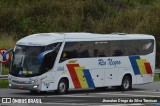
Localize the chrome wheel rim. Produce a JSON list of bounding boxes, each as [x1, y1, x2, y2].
[[123, 79, 129, 89], [59, 82, 65, 92]]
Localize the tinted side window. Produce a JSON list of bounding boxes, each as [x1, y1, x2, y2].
[[93, 41, 109, 57], [110, 39, 154, 57], [60, 42, 78, 62], [124, 40, 141, 56], [110, 41, 125, 56], [60, 42, 91, 62], [124, 40, 154, 56], [60, 41, 109, 62], [141, 39, 154, 55], [59, 39, 154, 62]]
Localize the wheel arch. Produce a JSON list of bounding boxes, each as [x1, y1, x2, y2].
[[121, 73, 132, 85], [57, 76, 69, 90]]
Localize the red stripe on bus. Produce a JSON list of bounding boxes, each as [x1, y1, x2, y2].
[[66, 64, 81, 88], [144, 62, 152, 74]]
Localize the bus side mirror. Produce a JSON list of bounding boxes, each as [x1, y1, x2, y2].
[[38, 50, 53, 65], [3, 49, 13, 61]]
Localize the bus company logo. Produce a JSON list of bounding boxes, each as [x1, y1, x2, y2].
[[57, 66, 64, 71], [129, 56, 153, 75], [98, 58, 121, 66], [98, 59, 106, 66], [107, 58, 121, 66]]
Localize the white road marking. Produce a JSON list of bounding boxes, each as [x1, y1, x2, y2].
[[96, 92, 160, 97], [97, 89, 160, 94], [35, 95, 95, 98], [31, 90, 160, 98], [128, 90, 160, 93], [41, 102, 89, 105], [60, 95, 95, 97], [96, 103, 144, 106], [43, 99, 83, 103]]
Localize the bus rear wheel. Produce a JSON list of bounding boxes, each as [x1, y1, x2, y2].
[[56, 79, 68, 94], [120, 76, 132, 91], [116, 76, 132, 91]]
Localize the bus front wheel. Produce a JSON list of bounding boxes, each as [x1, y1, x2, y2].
[[56, 79, 68, 94]]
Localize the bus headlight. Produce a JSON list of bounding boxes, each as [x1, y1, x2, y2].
[[9, 83, 12, 87], [33, 85, 38, 88]]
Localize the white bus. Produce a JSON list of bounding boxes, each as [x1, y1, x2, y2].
[[4, 33, 155, 94]]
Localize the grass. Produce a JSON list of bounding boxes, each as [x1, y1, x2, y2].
[[0, 80, 8, 88], [0, 35, 15, 49], [0, 0, 160, 36], [154, 74, 160, 81], [2, 66, 10, 75]]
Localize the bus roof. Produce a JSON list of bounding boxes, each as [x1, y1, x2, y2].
[[16, 33, 155, 46]]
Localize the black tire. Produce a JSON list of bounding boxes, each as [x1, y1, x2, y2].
[[56, 79, 68, 94], [120, 76, 132, 91]]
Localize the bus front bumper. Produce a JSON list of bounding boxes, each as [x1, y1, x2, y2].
[[8, 81, 40, 91]]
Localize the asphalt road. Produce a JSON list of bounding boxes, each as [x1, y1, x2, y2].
[[0, 82, 160, 106]]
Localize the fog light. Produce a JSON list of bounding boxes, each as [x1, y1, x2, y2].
[[9, 83, 11, 87], [33, 85, 38, 88]]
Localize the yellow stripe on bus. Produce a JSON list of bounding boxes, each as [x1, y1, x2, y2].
[[136, 59, 147, 75], [74, 67, 88, 88]]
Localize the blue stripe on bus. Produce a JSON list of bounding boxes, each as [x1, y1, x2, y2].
[[83, 69, 95, 88], [129, 56, 140, 75]]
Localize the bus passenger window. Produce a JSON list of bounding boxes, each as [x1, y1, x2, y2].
[[79, 50, 90, 58], [110, 41, 125, 56], [98, 50, 106, 57], [94, 49, 106, 57], [112, 50, 123, 56], [94, 41, 109, 57]]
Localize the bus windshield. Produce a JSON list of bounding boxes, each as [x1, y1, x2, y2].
[[10, 43, 61, 77]]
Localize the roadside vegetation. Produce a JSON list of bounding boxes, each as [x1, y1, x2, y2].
[[0, 0, 160, 77], [0, 80, 8, 88], [154, 74, 160, 82]]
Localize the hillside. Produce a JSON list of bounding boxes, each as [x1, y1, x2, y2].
[[0, 0, 160, 66]]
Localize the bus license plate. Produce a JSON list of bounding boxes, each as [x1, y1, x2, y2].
[[18, 86, 24, 89]]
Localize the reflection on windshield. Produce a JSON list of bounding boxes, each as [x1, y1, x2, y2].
[[10, 46, 45, 77], [23, 47, 43, 74], [10, 43, 61, 77]]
